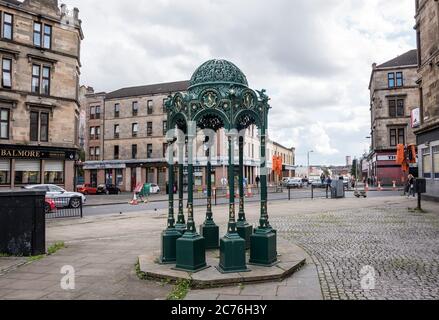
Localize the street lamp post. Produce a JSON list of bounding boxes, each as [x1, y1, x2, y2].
[[307, 150, 314, 179]]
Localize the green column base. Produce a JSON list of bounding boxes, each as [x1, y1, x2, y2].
[[200, 222, 219, 249], [175, 232, 207, 272], [175, 223, 187, 234], [249, 228, 278, 266], [237, 222, 253, 250], [159, 228, 182, 264], [218, 234, 248, 273]]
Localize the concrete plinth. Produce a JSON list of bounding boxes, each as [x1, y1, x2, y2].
[[139, 240, 306, 289]]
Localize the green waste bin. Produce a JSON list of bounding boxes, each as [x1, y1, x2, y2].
[[139, 183, 151, 197]]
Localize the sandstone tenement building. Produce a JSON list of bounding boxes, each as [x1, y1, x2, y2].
[[368, 50, 420, 186], [0, 0, 83, 191], [415, 0, 439, 200]]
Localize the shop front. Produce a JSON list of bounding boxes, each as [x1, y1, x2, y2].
[[0, 145, 77, 191], [372, 152, 407, 186]]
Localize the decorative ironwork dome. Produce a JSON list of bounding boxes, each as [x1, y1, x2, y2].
[[189, 59, 249, 89]]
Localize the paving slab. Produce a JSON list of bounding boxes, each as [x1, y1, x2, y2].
[[0, 258, 28, 275]]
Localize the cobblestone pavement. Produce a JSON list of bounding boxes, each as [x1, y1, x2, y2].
[[272, 206, 439, 300]]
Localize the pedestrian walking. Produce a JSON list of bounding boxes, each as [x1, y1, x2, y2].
[[255, 176, 260, 188], [406, 174, 415, 198]]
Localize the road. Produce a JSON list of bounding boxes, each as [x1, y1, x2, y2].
[[82, 189, 404, 216]]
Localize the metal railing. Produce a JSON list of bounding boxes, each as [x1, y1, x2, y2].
[[45, 197, 83, 219]]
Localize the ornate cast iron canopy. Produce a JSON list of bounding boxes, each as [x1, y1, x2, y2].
[[166, 59, 270, 132]]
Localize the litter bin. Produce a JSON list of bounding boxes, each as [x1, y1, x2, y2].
[[331, 180, 345, 199], [139, 183, 151, 197], [0, 190, 46, 256]]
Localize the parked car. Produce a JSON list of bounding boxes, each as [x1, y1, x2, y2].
[[77, 184, 98, 195], [281, 178, 290, 187], [311, 180, 325, 188], [23, 185, 86, 209], [44, 198, 56, 214], [150, 183, 161, 194], [97, 184, 121, 195], [286, 178, 304, 188]]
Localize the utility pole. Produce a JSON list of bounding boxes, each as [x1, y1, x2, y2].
[[307, 150, 314, 179]]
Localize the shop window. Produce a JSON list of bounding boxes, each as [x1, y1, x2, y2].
[[116, 169, 123, 186], [90, 170, 97, 188], [105, 169, 113, 185], [44, 160, 64, 184], [422, 147, 432, 179], [0, 159, 10, 184], [147, 168, 154, 183], [0, 108, 9, 139], [14, 160, 41, 185], [433, 146, 439, 179]]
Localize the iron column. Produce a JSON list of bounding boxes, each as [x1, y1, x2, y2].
[[250, 130, 278, 266], [160, 140, 181, 264], [200, 137, 219, 249], [237, 135, 252, 249], [219, 132, 248, 273], [175, 134, 186, 233], [176, 131, 207, 272]]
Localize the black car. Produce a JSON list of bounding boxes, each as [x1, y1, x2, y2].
[[97, 184, 121, 195]]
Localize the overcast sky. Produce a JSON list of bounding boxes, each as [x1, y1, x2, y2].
[[67, 0, 416, 166]]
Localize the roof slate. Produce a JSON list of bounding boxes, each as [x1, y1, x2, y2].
[[377, 50, 418, 68], [106, 80, 189, 100]]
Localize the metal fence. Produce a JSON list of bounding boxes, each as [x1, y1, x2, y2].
[[45, 197, 83, 219]]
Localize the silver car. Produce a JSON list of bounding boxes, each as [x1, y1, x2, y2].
[[24, 184, 86, 209]]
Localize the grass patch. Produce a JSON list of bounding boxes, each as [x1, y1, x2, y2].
[[0, 253, 13, 258], [28, 255, 44, 262], [47, 242, 65, 255], [26, 242, 65, 263], [167, 279, 192, 300]]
